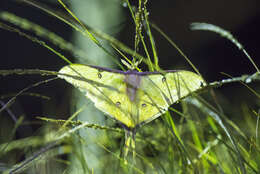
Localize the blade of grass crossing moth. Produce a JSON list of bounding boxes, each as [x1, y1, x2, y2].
[[111, 44, 142, 72], [163, 75, 174, 104], [175, 73, 181, 100]]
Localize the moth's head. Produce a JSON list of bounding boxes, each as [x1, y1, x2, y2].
[[121, 58, 142, 71]]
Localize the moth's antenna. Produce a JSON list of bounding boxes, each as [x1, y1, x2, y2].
[[121, 59, 135, 70], [111, 43, 142, 71], [120, 59, 143, 72]]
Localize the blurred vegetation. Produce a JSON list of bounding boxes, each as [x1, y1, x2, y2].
[[0, 0, 259, 174]]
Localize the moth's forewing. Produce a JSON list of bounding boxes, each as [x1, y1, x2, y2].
[[135, 74, 170, 126], [134, 71, 206, 126], [59, 64, 136, 128]]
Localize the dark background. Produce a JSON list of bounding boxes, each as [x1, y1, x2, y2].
[[0, 0, 259, 136], [1, 0, 259, 77]]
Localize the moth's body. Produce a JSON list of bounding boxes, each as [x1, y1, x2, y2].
[[125, 73, 141, 102], [59, 64, 205, 129]]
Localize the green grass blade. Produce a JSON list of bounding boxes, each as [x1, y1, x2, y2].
[[191, 22, 259, 73]]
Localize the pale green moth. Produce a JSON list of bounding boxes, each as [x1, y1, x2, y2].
[[58, 64, 206, 129]]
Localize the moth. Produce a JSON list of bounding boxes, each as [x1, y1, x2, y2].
[[58, 64, 206, 130]]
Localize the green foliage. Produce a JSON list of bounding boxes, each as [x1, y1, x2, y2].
[[0, 0, 259, 174]]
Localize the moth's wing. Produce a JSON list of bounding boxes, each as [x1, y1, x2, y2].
[[58, 64, 135, 128], [133, 75, 169, 126], [161, 71, 206, 103], [136, 71, 205, 126]]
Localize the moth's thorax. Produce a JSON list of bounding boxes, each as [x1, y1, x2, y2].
[[125, 73, 141, 102]]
